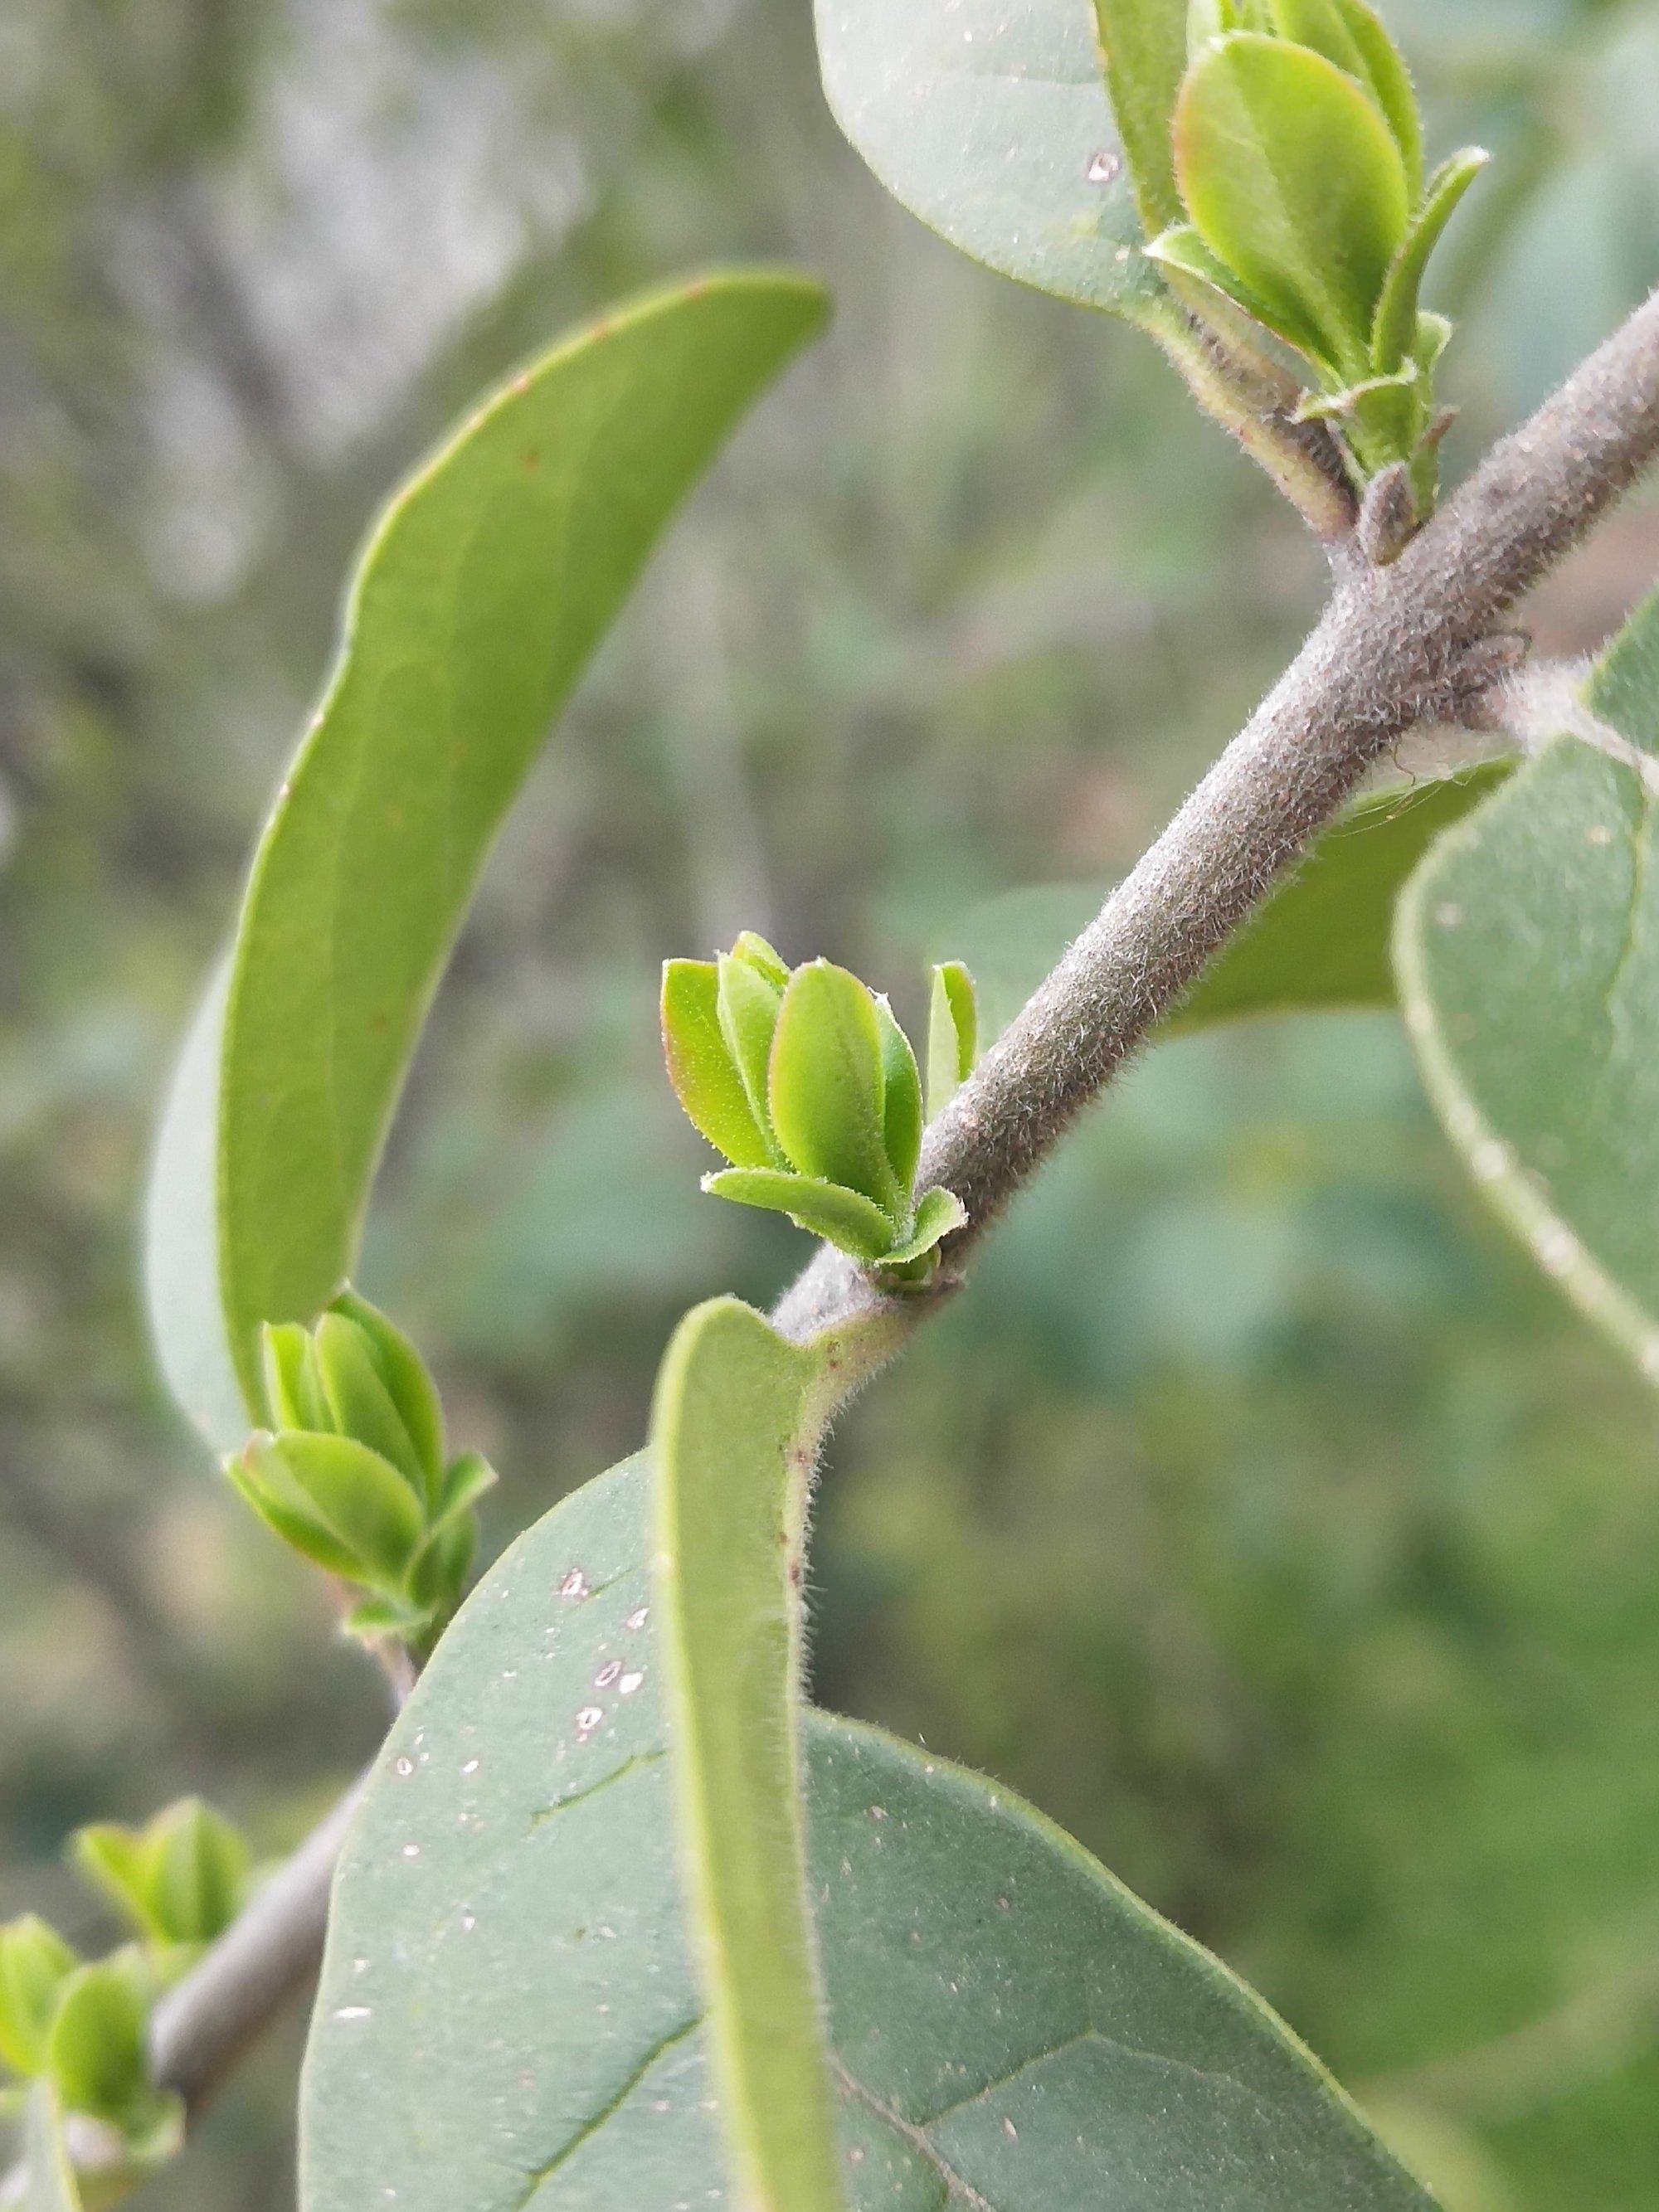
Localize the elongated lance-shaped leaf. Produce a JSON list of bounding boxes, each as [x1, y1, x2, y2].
[[815, 0, 1172, 328], [1397, 600, 1659, 1386], [1175, 34, 1409, 380], [22, 2082, 83, 2212], [650, 1300, 843, 2212], [302, 1456, 1440, 2212], [145, 272, 829, 1451], [1370, 148, 1488, 375], [1092, 0, 1190, 233]]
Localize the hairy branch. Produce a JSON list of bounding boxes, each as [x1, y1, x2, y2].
[[15, 284, 1659, 2198], [775, 283, 1659, 1344]]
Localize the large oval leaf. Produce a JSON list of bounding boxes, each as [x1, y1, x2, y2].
[[144, 272, 829, 1451], [301, 1456, 1436, 2211], [1396, 609, 1659, 1382], [814, 0, 1170, 327]]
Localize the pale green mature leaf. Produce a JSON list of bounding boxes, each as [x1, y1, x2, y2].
[[1175, 33, 1409, 374], [650, 1300, 842, 2212], [301, 1457, 1438, 2212], [942, 769, 1509, 1043], [1397, 734, 1659, 1385], [1587, 578, 1659, 749], [661, 960, 774, 1171], [814, 0, 1170, 326], [21, 2083, 83, 2212], [703, 1169, 898, 1262], [145, 273, 829, 1451], [1092, 0, 1190, 233], [767, 964, 900, 1211]]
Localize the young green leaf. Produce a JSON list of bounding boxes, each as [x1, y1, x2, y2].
[[45, 1962, 149, 2127], [872, 996, 923, 1197], [926, 960, 979, 1121], [0, 1919, 78, 2077], [261, 1432, 426, 1589], [1174, 33, 1409, 378], [717, 950, 789, 1140], [328, 1290, 448, 1500], [260, 1321, 328, 1436], [223, 1440, 363, 1582], [766, 963, 901, 1213], [1588, 576, 1659, 747], [1092, 0, 1191, 234], [145, 272, 830, 1452], [703, 1169, 898, 1263], [729, 931, 791, 989], [651, 1300, 843, 2212], [661, 960, 774, 1171], [144, 1803, 249, 1950], [878, 1184, 968, 1269], [1370, 148, 1489, 374], [1145, 221, 1315, 350], [312, 1315, 425, 1490], [302, 1456, 1441, 2212], [1266, 0, 1421, 197]]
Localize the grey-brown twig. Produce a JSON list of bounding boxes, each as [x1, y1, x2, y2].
[[773, 281, 1659, 1347]]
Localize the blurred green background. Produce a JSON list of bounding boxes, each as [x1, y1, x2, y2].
[[5, 0, 1659, 2204]]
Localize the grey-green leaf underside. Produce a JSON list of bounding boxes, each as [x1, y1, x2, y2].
[[144, 272, 829, 1452], [813, 0, 1169, 324], [301, 1458, 1436, 2212], [1397, 719, 1659, 1383]]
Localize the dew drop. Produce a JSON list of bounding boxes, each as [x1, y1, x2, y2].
[[575, 1705, 604, 1740], [401, 1843, 421, 1859], [619, 1670, 645, 1696], [625, 1606, 649, 1631], [595, 1659, 623, 1689], [334, 2005, 372, 2023], [1002, 2117, 1019, 2142], [1085, 148, 1120, 184], [461, 1757, 480, 1776], [558, 1568, 591, 1602], [394, 1757, 414, 1778]]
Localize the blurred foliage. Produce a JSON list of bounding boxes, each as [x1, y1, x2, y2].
[[3, 0, 1659, 2205]]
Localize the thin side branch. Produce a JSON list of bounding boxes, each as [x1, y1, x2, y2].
[[774, 282, 1659, 1344], [15, 283, 1659, 2200]]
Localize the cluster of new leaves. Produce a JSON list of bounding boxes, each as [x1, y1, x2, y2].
[[1143, 0, 1486, 500], [1, 1802, 247, 2191], [662, 937, 976, 1275], [228, 1290, 494, 1659]]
